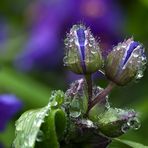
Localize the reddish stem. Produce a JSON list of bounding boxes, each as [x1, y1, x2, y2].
[[85, 74, 92, 101], [88, 82, 115, 112]]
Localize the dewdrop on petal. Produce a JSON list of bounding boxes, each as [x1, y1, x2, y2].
[[105, 38, 147, 86]]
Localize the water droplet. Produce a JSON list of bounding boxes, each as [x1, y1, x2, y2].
[[69, 44, 72, 48], [127, 118, 141, 130], [133, 52, 139, 58], [65, 42, 68, 46], [90, 36, 94, 41], [141, 56, 147, 65], [89, 43, 93, 47], [105, 100, 110, 109], [91, 50, 97, 54], [136, 70, 143, 79], [121, 123, 130, 133], [116, 47, 121, 51], [78, 119, 97, 128], [69, 38, 73, 43], [36, 130, 44, 142], [51, 100, 58, 107], [69, 98, 82, 118], [70, 110, 81, 118]]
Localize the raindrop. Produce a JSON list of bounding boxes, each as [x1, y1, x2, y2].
[[69, 38, 73, 43], [89, 43, 93, 47], [36, 130, 44, 142], [91, 51, 97, 54], [121, 123, 130, 133], [105, 100, 110, 109], [69, 44, 72, 48], [133, 52, 139, 58], [90, 36, 94, 41], [116, 47, 121, 51], [79, 119, 97, 128], [136, 70, 143, 79], [127, 118, 141, 130], [69, 99, 81, 118], [141, 56, 147, 65], [70, 110, 81, 118], [51, 100, 58, 107]]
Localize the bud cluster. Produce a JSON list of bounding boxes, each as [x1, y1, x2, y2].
[[64, 24, 147, 85], [63, 24, 147, 141]]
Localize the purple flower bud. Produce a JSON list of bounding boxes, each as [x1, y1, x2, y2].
[[105, 38, 147, 86], [64, 24, 103, 74], [0, 94, 23, 132]]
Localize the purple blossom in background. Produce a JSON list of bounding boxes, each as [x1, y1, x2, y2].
[[0, 94, 23, 132], [14, 0, 124, 73], [0, 143, 4, 148]]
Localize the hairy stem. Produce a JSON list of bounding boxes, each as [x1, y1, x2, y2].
[[88, 81, 115, 112]]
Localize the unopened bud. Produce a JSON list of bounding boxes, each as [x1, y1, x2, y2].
[[64, 24, 103, 74], [105, 38, 147, 86]]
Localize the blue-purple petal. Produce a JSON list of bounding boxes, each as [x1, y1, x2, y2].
[[123, 41, 139, 66], [77, 28, 86, 71]]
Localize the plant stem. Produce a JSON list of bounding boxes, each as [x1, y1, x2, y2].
[[88, 81, 116, 112], [85, 74, 92, 104]]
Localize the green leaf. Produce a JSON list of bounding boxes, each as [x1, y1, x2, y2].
[[109, 138, 148, 148], [13, 91, 66, 148], [0, 67, 50, 108]]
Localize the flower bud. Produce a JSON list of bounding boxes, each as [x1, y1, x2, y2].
[[95, 108, 140, 138], [64, 24, 102, 74], [65, 78, 88, 117], [105, 38, 147, 86]]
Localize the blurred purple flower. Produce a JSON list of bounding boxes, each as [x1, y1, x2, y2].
[[14, 0, 124, 72], [0, 143, 4, 148], [0, 94, 23, 132]]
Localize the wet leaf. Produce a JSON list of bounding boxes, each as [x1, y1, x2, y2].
[[13, 91, 66, 148], [109, 138, 148, 148]]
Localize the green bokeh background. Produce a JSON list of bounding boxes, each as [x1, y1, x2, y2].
[[0, 0, 148, 147]]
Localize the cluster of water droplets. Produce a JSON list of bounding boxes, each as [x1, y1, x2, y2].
[[13, 96, 60, 148], [121, 117, 141, 133], [124, 43, 147, 80], [49, 90, 64, 108], [120, 109, 141, 133], [135, 53, 147, 80], [14, 108, 48, 147], [63, 27, 77, 67]]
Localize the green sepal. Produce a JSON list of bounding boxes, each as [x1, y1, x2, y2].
[[89, 107, 138, 138]]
